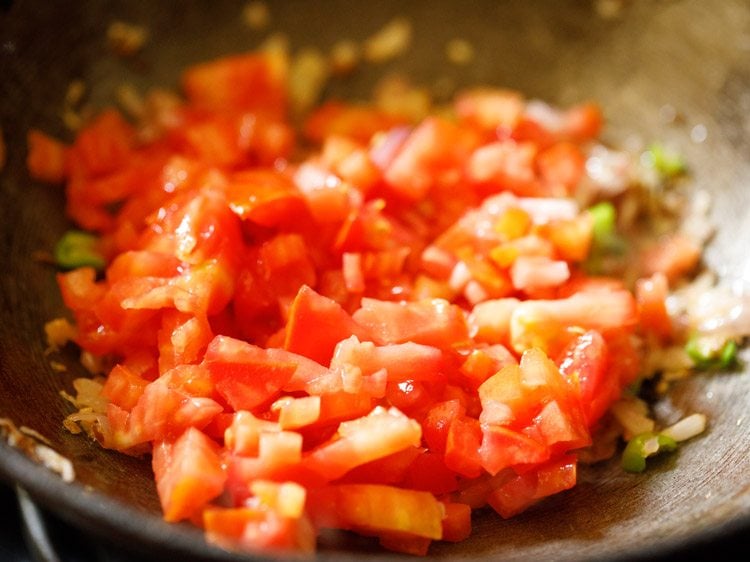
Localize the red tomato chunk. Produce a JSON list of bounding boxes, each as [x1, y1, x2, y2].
[[35, 48, 682, 556]]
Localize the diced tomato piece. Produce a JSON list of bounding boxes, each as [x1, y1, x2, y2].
[[27, 129, 68, 183], [284, 285, 371, 365], [562, 102, 603, 142], [486, 454, 577, 518], [540, 213, 594, 263], [459, 345, 517, 390], [204, 506, 315, 554], [557, 330, 617, 426], [466, 140, 538, 196], [293, 162, 357, 224], [422, 399, 466, 454], [182, 51, 288, 118], [225, 169, 308, 228], [339, 446, 421, 486], [509, 289, 638, 354], [304, 407, 422, 480], [444, 415, 483, 478], [454, 88, 524, 132], [203, 336, 299, 411], [532, 399, 591, 452], [403, 450, 459, 495], [303, 101, 406, 145], [352, 297, 470, 349], [152, 427, 226, 522], [157, 310, 213, 373], [636, 272, 673, 343], [309, 484, 443, 540], [321, 135, 381, 193], [71, 109, 135, 178], [640, 233, 701, 283], [101, 364, 149, 410], [440, 502, 472, 542], [536, 141, 585, 194], [273, 395, 322, 430], [385, 117, 479, 200], [479, 424, 550, 475], [225, 410, 279, 456], [107, 366, 223, 450], [330, 336, 443, 383]]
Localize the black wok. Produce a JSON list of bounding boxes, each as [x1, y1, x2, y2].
[[1, 1, 749, 560]]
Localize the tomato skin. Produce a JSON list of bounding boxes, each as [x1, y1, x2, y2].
[[152, 427, 226, 522]]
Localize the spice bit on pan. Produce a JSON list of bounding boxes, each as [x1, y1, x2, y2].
[[107, 20, 149, 57], [329, 39, 361, 76], [445, 38, 475, 65], [60, 80, 92, 132], [363, 17, 413, 63], [0, 418, 76, 483], [242, 0, 271, 31]]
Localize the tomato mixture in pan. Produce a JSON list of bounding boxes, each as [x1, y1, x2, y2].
[[29, 47, 743, 556]]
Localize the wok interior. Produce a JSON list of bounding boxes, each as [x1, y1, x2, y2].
[[1, 1, 749, 560]]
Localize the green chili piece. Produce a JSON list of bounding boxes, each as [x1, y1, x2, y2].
[[646, 143, 686, 178], [589, 201, 616, 245], [621, 432, 678, 473], [54, 230, 106, 270], [685, 336, 738, 370]]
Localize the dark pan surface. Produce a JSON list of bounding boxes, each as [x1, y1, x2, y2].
[[1, 1, 749, 560]]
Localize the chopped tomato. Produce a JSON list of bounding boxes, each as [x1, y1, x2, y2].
[[203, 335, 299, 411], [182, 51, 288, 118], [40, 47, 703, 557], [27, 129, 68, 183], [152, 427, 226, 522], [284, 285, 371, 365], [303, 101, 407, 145], [352, 297, 470, 349], [309, 483, 444, 540]]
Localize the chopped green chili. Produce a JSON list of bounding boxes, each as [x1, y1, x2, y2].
[[644, 143, 686, 179], [589, 201, 616, 244], [621, 432, 678, 473], [54, 230, 106, 270], [585, 201, 625, 273], [685, 336, 738, 370]]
